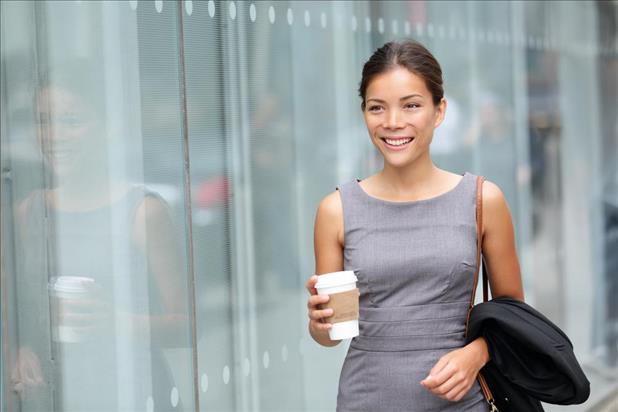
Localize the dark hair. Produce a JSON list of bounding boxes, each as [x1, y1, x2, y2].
[[358, 40, 444, 110]]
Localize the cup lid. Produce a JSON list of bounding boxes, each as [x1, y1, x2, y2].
[[314, 270, 357, 289]]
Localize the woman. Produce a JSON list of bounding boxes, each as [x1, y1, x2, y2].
[[306, 40, 524, 411], [10, 61, 189, 411]]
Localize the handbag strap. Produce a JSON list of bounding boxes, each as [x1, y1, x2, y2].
[[465, 175, 487, 333], [464, 175, 498, 409]]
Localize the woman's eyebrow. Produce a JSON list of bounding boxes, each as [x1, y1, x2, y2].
[[366, 94, 424, 103]]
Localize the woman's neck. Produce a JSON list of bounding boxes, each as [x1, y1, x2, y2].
[[378, 155, 443, 194], [48, 174, 130, 213]]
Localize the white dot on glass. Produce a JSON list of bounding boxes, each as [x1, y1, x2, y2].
[[170, 387, 179, 408], [392, 20, 398, 34], [223, 365, 230, 384], [129, 0, 137, 10], [404, 21, 410, 35], [201, 373, 209, 392], [287, 8, 293, 25], [155, 0, 162, 13], [243, 357, 251, 377], [438, 25, 445, 38], [185, 0, 192, 16], [249, 3, 256, 22], [281, 344, 289, 362], [208, 0, 215, 18], [229, 2, 236, 20], [416, 22, 423, 36], [351, 15, 357, 32], [365, 17, 371, 32], [378, 18, 384, 34], [304, 10, 310, 27], [268, 5, 275, 24], [263, 351, 270, 369], [321, 12, 326, 28], [146, 396, 154, 412]]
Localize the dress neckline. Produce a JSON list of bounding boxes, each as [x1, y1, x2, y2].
[[354, 172, 469, 205]]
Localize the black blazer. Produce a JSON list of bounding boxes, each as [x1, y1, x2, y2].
[[465, 297, 590, 409]]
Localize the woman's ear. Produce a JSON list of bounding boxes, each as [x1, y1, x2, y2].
[[433, 97, 447, 129]]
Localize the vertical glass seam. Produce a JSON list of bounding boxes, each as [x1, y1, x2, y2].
[[175, 2, 201, 411]]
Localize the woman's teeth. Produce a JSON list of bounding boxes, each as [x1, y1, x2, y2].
[[383, 138, 413, 146]]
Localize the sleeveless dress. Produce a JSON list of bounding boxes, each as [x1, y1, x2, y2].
[[16, 185, 181, 411], [335, 171, 489, 412]]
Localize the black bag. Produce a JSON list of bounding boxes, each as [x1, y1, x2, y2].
[[478, 361, 543, 411]]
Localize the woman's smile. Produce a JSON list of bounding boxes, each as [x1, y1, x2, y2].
[[381, 136, 415, 150]]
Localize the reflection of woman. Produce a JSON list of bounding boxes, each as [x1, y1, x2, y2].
[[10, 63, 188, 411], [306, 40, 524, 410]]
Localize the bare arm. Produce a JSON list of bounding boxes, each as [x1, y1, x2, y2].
[[307, 189, 345, 347], [481, 180, 525, 301], [131, 195, 190, 347]]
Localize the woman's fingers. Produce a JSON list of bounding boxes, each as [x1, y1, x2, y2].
[[305, 275, 318, 294], [307, 293, 329, 308], [310, 319, 332, 331], [309, 308, 334, 321]]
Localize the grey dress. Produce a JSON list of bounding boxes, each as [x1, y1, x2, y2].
[[335, 172, 489, 412], [16, 185, 180, 411]]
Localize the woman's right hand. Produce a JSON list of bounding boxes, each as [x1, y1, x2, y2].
[[11, 347, 44, 398], [305, 275, 334, 333]]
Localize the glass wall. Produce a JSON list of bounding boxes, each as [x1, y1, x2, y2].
[[1, 1, 616, 411]]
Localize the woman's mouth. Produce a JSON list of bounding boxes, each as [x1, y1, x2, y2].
[[381, 137, 414, 151]]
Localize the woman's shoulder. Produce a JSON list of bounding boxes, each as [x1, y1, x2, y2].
[[317, 188, 343, 219]]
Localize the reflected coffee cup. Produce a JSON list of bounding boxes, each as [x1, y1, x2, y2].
[[48, 276, 95, 343], [315, 270, 360, 340]]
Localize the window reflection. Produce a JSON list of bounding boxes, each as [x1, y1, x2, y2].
[[11, 59, 189, 411]]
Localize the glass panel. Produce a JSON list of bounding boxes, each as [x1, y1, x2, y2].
[[2, 1, 616, 412], [181, 1, 235, 410], [1, 1, 196, 410]]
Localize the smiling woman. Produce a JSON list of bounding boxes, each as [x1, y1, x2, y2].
[[308, 39, 524, 412]]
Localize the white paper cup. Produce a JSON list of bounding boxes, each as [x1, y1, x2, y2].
[[314, 270, 359, 340], [49, 276, 95, 343]]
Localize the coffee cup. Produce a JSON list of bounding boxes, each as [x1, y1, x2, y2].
[[48, 276, 96, 343], [314, 270, 360, 340]]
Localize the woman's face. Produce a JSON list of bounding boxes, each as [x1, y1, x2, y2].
[[37, 86, 96, 179], [362, 66, 446, 168]]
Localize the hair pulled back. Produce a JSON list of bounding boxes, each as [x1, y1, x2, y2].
[[358, 40, 443, 110]]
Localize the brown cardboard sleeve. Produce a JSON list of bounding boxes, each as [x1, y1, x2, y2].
[[321, 288, 360, 323]]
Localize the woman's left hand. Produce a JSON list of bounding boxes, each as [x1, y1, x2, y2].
[[420, 337, 489, 402]]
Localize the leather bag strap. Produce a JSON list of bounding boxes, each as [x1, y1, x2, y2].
[[465, 175, 497, 408]]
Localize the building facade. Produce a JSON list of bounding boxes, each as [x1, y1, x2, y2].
[[1, 1, 617, 411]]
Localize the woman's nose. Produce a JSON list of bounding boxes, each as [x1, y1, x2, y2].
[[383, 109, 404, 129]]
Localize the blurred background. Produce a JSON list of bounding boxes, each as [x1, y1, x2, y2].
[[0, 1, 616, 411]]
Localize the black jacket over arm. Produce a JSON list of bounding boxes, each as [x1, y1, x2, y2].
[[465, 297, 590, 410]]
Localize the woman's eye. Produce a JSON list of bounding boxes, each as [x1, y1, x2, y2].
[[405, 103, 420, 109], [368, 106, 382, 112]]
